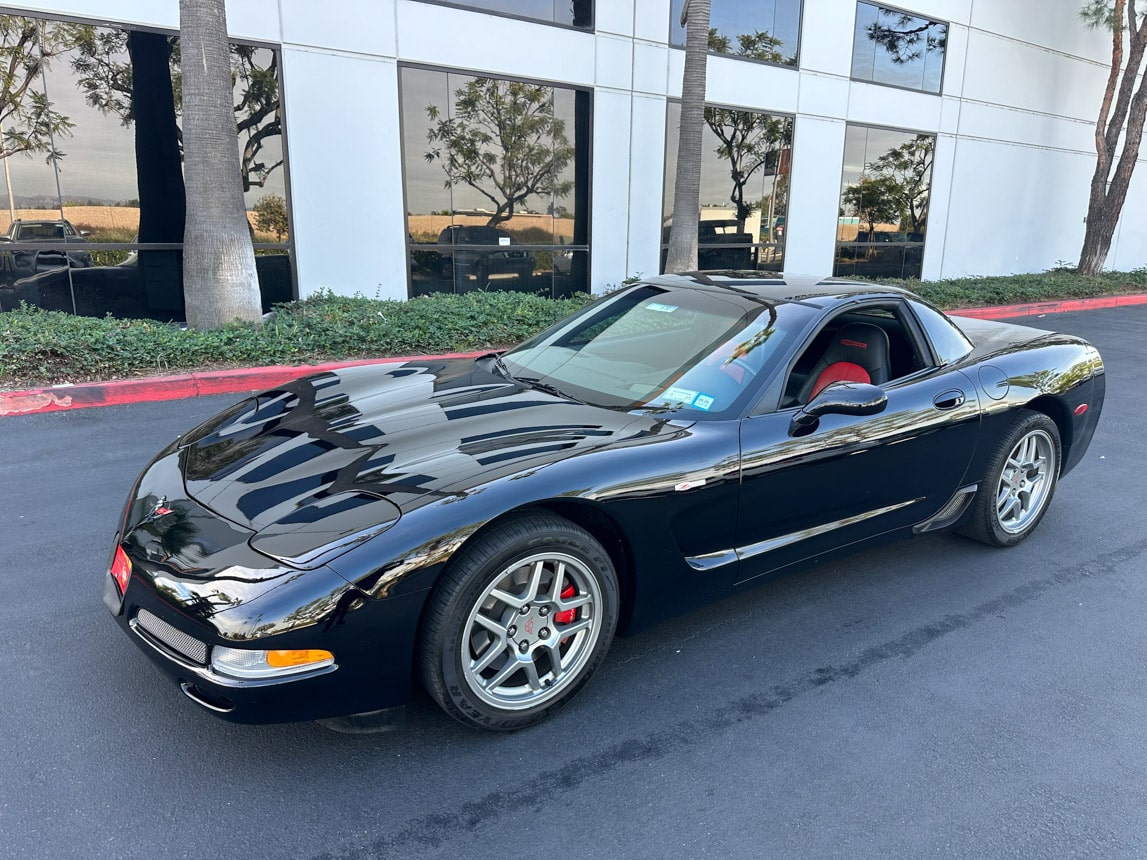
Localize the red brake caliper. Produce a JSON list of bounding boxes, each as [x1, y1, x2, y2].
[[554, 584, 577, 625]]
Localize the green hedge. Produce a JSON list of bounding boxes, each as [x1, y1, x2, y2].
[[0, 290, 593, 388], [2, 269, 1145, 389], [901, 268, 1147, 308]]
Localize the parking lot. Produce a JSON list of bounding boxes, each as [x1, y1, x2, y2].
[[1, 305, 1144, 859]]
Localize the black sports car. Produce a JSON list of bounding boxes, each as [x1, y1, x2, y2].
[[105, 274, 1105, 731]]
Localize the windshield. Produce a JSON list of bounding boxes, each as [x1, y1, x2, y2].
[[502, 284, 811, 415]]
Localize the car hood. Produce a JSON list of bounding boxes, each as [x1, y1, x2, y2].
[[177, 359, 649, 563]]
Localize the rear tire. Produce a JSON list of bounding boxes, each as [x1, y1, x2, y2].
[[960, 410, 1061, 547], [420, 512, 619, 730]]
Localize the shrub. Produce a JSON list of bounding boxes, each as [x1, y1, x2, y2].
[[0, 290, 594, 388]]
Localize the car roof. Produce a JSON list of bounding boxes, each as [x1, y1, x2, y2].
[[639, 272, 918, 307]]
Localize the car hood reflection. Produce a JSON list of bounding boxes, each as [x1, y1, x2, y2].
[[180, 359, 647, 531]]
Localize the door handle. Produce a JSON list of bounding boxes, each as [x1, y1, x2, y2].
[[932, 389, 965, 410]]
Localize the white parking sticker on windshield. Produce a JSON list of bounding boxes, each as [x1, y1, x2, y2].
[[646, 303, 678, 313], [692, 394, 716, 411], [664, 386, 698, 403]]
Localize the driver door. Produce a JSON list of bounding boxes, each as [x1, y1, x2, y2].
[[734, 310, 981, 585]]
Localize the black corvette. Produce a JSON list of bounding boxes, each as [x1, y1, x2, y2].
[[105, 274, 1105, 731]]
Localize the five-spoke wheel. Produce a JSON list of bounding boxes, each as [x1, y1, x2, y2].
[[995, 426, 1056, 535], [420, 512, 618, 730], [961, 410, 1061, 547]]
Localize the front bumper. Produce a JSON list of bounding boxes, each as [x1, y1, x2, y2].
[[105, 560, 430, 725]]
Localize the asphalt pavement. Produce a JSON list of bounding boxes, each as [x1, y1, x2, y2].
[[1, 305, 1145, 859]]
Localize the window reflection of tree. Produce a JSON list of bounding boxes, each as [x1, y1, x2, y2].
[[865, 8, 946, 67], [425, 77, 574, 227], [681, 31, 794, 264], [842, 133, 934, 268], [0, 16, 75, 168], [673, 0, 800, 66], [70, 28, 283, 193], [704, 105, 791, 234]]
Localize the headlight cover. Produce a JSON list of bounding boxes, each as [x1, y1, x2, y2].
[[211, 646, 335, 680]]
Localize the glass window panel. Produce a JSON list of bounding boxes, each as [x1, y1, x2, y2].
[[0, 12, 292, 319], [235, 44, 288, 244], [770, 0, 802, 63], [849, 2, 878, 82], [921, 23, 947, 93], [40, 23, 140, 246], [432, 0, 592, 29], [670, 0, 801, 66], [0, 16, 65, 308], [0, 15, 64, 224], [662, 100, 793, 273], [836, 124, 933, 280], [401, 66, 590, 297], [851, 2, 946, 94], [402, 66, 455, 248]]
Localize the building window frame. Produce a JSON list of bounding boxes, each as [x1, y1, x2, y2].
[[661, 98, 794, 275], [833, 122, 936, 282], [849, 0, 948, 95], [398, 62, 594, 299], [668, 0, 805, 70], [0, 8, 296, 318], [411, 0, 595, 32]]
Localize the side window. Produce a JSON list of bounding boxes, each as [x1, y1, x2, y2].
[[780, 305, 931, 407], [908, 299, 973, 365]]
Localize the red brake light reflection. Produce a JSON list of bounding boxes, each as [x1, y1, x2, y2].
[[111, 546, 132, 595]]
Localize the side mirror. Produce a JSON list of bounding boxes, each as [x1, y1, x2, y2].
[[790, 382, 888, 435]]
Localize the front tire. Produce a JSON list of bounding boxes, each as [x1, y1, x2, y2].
[[420, 512, 619, 730], [960, 410, 1061, 547]]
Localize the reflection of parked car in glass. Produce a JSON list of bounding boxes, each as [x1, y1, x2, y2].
[[661, 219, 755, 271], [2, 219, 95, 269], [437, 225, 535, 288]]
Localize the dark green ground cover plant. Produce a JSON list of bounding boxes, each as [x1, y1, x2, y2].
[[0, 290, 593, 388], [1, 269, 1144, 389]]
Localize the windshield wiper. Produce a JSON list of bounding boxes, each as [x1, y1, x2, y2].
[[477, 352, 515, 381], [477, 353, 581, 402], [515, 376, 582, 403]]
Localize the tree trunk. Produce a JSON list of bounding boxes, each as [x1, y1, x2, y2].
[[1078, 2, 1147, 275], [664, 0, 710, 274], [179, 0, 262, 329]]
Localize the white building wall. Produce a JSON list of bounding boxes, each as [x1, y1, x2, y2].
[[4, 0, 1144, 299]]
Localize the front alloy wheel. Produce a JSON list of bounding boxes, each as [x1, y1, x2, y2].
[[421, 512, 619, 730], [462, 551, 602, 711]]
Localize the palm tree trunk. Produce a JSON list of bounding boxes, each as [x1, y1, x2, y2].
[[180, 0, 262, 329], [664, 0, 710, 274]]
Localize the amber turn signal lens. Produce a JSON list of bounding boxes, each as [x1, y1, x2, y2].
[[266, 649, 335, 668]]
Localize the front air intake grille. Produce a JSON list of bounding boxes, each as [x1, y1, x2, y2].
[[134, 609, 208, 665]]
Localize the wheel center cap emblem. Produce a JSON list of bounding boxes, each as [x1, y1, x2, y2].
[[524, 617, 535, 635]]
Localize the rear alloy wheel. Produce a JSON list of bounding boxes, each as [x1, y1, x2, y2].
[[961, 410, 1061, 547], [420, 512, 618, 730]]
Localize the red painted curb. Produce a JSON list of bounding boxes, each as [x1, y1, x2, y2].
[[4, 292, 1146, 418], [951, 292, 1147, 319], [0, 352, 484, 417]]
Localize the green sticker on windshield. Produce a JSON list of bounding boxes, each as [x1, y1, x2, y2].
[[646, 303, 678, 313]]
